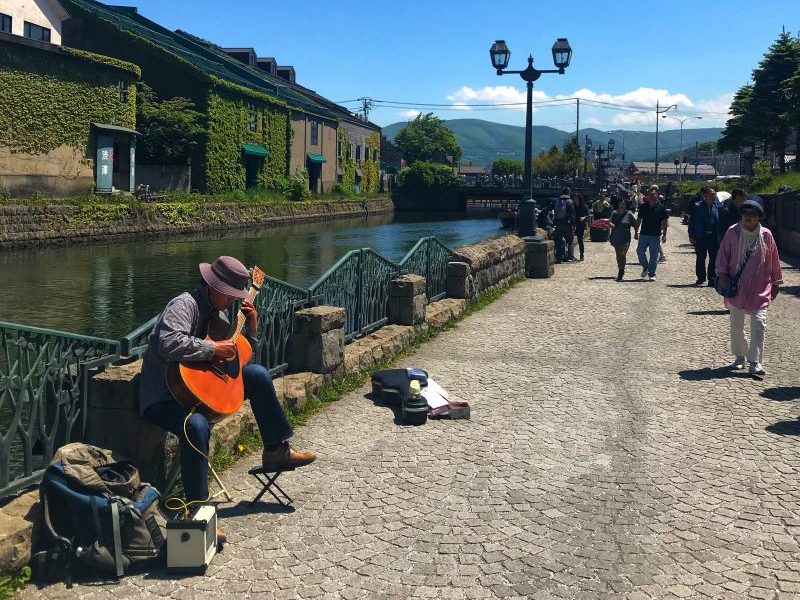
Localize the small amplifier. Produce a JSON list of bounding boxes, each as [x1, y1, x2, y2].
[[166, 504, 218, 574]]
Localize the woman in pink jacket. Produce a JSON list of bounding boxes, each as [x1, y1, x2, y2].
[[715, 198, 783, 376]]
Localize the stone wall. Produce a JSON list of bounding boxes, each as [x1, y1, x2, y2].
[[0, 198, 394, 249], [446, 235, 527, 300]]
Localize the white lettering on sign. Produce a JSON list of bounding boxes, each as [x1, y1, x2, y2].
[[101, 165, 109, 176], [100, 150, 110, 161]]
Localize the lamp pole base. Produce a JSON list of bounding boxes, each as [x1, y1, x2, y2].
[[517, 198, 540, 239]]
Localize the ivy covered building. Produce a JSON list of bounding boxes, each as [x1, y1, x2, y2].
[[0, 31, 139, 196], [58, 0, 380, 195]]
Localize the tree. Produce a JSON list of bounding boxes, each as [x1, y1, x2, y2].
[[747, 30, 800, 171], [393, 113, 462, 165], [490, 158, 523, 178], [136, 83, 205, 165], [719, 84, 758, 153]]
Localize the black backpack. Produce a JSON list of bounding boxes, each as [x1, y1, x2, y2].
[[32, 443, 166, 586]]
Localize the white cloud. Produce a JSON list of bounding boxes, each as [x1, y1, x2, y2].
[[446, 85, 550, 111], [399, 109, 421, 119], [443, 85, 733, 128]]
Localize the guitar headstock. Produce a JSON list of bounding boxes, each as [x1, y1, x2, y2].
[[250, 266, 265, 290]]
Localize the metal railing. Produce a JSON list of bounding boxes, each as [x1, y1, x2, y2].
[[0, 235, 456, 496], [0, 322, 119, 498], [399, 237, 453, 302]]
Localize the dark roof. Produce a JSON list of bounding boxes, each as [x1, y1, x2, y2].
[[60, 0, 337, 119], [459, 166, 485, 175], [92, 122, 139, 135]]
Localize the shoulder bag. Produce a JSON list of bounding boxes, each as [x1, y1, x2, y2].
[[716, 248, 753, 298]]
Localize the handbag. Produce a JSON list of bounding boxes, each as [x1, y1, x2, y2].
[[716, 248, 753, 298]]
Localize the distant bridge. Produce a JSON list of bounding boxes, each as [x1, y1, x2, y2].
[[463, 180, 594, 213]]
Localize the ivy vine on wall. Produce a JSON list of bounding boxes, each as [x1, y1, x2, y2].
[[205, 88, 293, 194], [0, 42, 137, 155], [337, 126, 356, 194]]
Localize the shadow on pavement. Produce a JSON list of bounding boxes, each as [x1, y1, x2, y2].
[[588, 276, 617, 280], [217, 500, 295, 518], [779, 285, 800, 297], [761, 386, 800, 401], [766, 419, 800, 436], [668, 283, 704, 288], [678, 367, 750, 381], [687, 309, 729, 316], [364, 393, 410, 427]]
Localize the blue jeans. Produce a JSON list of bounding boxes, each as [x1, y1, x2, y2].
[[144, 363, 293, 501], [636, 234, 661, 276]]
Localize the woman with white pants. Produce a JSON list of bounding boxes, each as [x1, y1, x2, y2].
[[715, 199, 782, 376]]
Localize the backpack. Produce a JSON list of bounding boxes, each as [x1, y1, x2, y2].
[[33, 443, 166, 585], [554, 196, 568, 221]]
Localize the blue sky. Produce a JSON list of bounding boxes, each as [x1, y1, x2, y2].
[[123, 0, 800, 132]]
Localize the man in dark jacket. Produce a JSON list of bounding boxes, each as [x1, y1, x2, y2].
[[552, 188, 576, 263], [688, 187, 723, 286], [719, 188, 746, 234]]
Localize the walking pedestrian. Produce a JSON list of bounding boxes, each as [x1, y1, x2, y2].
[[609, 198, 636, 281], [719, 188, 746, 234], [634, 186, 669, 281], [688, 187, 723, 287], [573, 194, 589, 261], [714, 199, 782, 376], [553, 188, 576, 263]]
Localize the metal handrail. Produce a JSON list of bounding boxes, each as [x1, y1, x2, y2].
[[0, 235, 456, 497]]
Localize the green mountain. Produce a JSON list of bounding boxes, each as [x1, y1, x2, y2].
[[381, 118, 724, 166]]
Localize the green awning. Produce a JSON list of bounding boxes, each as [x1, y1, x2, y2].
[[306, 152, 327, 163], [241, 143, 269, 157]]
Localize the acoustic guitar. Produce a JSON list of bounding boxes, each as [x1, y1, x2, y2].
[[167, 266, 265, 423]]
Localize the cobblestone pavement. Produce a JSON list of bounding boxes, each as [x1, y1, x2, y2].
[[26, 222, 800, 599]]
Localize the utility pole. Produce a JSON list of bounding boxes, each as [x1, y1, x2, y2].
[[694, 141, 698, 179], [357, 97, 375, 120], [654, 100, 677, 179], [575, 98, 580, 180]]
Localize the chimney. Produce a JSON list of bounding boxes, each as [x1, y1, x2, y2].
[[221, 47, 257, 67], [276, 65, 296, 83], [256, 57, 277, 76]]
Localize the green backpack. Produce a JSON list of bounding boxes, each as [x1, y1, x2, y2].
[[34, 443, 166, 585]]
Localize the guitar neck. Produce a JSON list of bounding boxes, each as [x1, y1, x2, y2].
[[229, 286, 259, 342]]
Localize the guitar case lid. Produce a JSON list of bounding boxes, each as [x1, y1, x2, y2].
[[370, 368, 428, 405]]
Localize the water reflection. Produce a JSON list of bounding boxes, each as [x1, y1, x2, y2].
[[0, 212, 501, 338]]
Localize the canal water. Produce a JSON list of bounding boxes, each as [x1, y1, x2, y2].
[[0, 212, 501, 339]]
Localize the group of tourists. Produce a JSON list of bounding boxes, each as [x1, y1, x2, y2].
[[551, 190, 589, 263], [601, 183, 783, 377]]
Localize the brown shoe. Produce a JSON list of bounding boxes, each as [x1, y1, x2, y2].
[[261, 441, 316, 471], [216, 528, 227, 545]]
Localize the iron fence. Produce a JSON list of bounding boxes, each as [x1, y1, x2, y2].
[[0, 322, 119, 498], [399, 237, 454, 302], [0, 235, 456, 496]]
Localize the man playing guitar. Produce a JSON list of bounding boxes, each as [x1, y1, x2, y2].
[[138, 256, 316, 542]]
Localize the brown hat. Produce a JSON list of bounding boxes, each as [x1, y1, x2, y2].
[[199, 256, 249, 299]]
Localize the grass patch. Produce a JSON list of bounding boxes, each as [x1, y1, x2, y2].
[[675, 171, 800, 196], [0, 187, 388, 207], [0, 566, 30, 599]]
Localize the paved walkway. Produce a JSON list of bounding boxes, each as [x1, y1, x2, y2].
[[28, 222, 800, 599]]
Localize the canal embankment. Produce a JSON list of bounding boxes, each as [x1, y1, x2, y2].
[[0, 197, 394, 249]]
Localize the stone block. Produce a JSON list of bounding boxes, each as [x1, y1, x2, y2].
[[0, 491, 39, 573], [88, 359, 142, 410], [447, 261, 470, 278], [211, 404, 256, 451], [293, 306, 346, 334], [273, 372, 325, 411], [390, 274, 425, 298], [525, 240, 555, 279], [446, 273, 473, 300], [291, 327, 344, 374], [390, 293, 426, 326]]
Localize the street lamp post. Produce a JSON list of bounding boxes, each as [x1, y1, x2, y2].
[[661, 115, 703, 181], [490, 38, 572, 237], [584, 136, 592, 177], [654, 100, 677, 179]]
